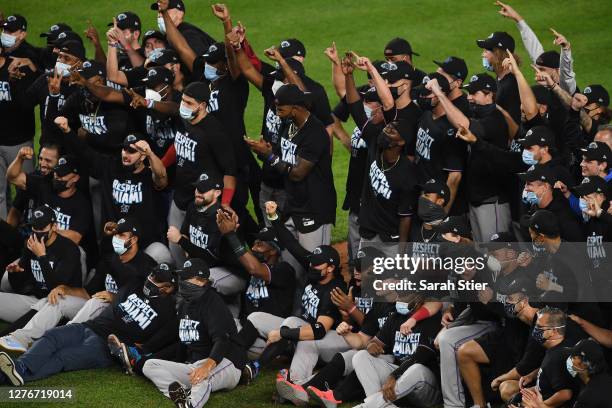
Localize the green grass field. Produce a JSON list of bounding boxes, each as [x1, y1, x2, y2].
[[1, 0, 611, 406]]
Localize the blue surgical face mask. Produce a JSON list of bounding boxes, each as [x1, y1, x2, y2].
[[112, 236, 129, 255], [566, 357, 580, 377], [157, 17, 166, 34], [522, 149, 538, 165], [55, 61, 72, 78], [522, 189, 539, 206], [395, 302, 411, 315], [1, 32, 16, 48], [579, 198, 589, 214], [179, 102, 197, 121], [482, 57, 494, 72], [204, 63, 221, 82]]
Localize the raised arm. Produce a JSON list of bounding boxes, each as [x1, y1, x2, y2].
[[550, 28, 576, 94], [496, 1, 543, 63], [159, 4, 196, 72], [325, 42, 345, 98], [212, 4, 240, 80], [427, 78, 470, 129], [352, 53, 394, 111], [503, 51, 538, 121], [105, 28, 128, 86], [6, 146, 33, 190], [84, 20, 106, 64], [264, 47, 306, 91]]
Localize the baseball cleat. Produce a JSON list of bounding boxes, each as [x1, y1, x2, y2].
[[107, 334, 133, 375], [0, 352, 24, 386]]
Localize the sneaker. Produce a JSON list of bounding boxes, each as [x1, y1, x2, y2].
[[0, 336, 27, 353], [107, 334, 133, 375], [307, 386, 342, 408], [276, 368, 289, 382], [240, 361, 260, 386], [168, 381, 192, 408], [0, 352, 24, 386], [276, 378, 309, 406]]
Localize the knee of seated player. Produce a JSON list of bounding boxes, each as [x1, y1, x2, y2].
[[246, 311, 265, 326], [457, 340, 487, 365], [142, 359, 162, 376], [352, 349, 372, 367], [499, 380, 519, 401]]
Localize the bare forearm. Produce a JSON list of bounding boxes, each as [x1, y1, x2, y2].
[[368, 65, 394, 110], [105, 46, 127, 86], [7, 156, 26, 188], [149, 154, 168, 189], [162, 10, 195, 72], [93, 43, 106, 65], [439, 94, 469, 129], [515, 70, 538, 120], [445, 172, 462, 212], [344, 72, 360, 104], [280, 59, 305, 91], [56, 229, 82, 245], [223, 175, 237, 191], [331, 62, 346, 98]]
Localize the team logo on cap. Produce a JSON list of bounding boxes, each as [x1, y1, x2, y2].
[[118, 218, 126, 224], [525, 129, 533, 137], [148, 69, 157, 77], [126, 134, 137, 143], [83, 61, 92, 68], [184, 260, 192, 268], [34, 210, 44, 218], [381, 62, 397, 71], [145, 30, 155, 36], [422, 75, 431, 84], [584, 87, 592, 94], [582, 177, 591, 184], [313, 247, 322, 254], [470, 75, 479, 82], [490, 233, 499, 241], [7, 16, 16, 22], [199, 173, 209, 181], [117, 13, 127, 21], [159, 263, 169, 270], [356, 250, 365, 259], [58, 157, 67, 165], [208, 44, 218, 53], [280, 41, 290, 48], [58, 32, 67, 40], [50, 24, 60, 31]]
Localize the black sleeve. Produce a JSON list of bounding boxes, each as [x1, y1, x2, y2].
[[515, 338, 546, 376], [24, 73, 49, 106], [38, 242, 82, 289], [347, 100, 368, 129], [374, 316, 395, 347], [177, 236, 219, 266], [471, 138, 528, 174], [332, 98, 350, 122], [208, 126, 238, 177], [140, 313, 179, 354], [205, 299, 235, 364], [310, 88, 334, 127], [270, 217, 312, 269]]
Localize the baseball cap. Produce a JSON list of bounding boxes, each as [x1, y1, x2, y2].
[[142, 66, 174, 88], [275, 84, 308, 107], [361, 86, 381, 103], [270, 58, 305, 81], [379, 61, 414, 83], [150, 262, 176, 285], [278, 38, 306, 58], [59, 41, 85, 61], [354, 246, 386, 272], [183, 81, 210, 103], [255, 227, 282, 251], [532, 85, 552, 106], [433, 216, 471, 238], [146, 48, 179, 67], [528, 210, 560, 237], [476, 31, 515, 52], [30, 205, 56, 230], [384, 37, 419, 57], [535, 51, 560, 69], [433, 56, 468, 81], [122, 133, 145, 151], [421, 178, 450, 204], [368, 60, 387, 80], [108, 12, 141, 31], [178, 258, 210, 280], [193, 172, 223, 193], [518, 164, 557, 184], [40, 23, 72, 40], [53, 155, 78, 177], [142, 30, 166, 45], [517, 126, 556, 148], [151, 0, 186, 12], [420, 72, 451, 94], [309, 245, 340, 268], [581, 141, 611, 163], [53, 31, 83, 48], [464, 73, 497, 94], [480, 231, 517, 250], [2, 15, 27, 32], [202, 42, 226, 64], [115, 217, 140, 236], [77, 60, 105, 79], [570, 339, 607, 373], [571, 176, 609, 198], [583, 85, 610, 107]]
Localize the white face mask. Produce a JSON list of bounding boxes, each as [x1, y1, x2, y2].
[[157, 17, 166, 34], [145, 88, 162, 102], [1, 32, 16, 48], [55, 61, 72, 78], [271, 80, 284, 95], [145, 46, 165, 58], [112, 236, 130, 255], [363, 103, 374, 120]]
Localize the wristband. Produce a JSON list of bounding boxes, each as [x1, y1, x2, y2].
[[221, 188, 235, 206], [225, 232, 247, 257], [280, 326, 301, 341], [267, 153, 277, 164], [146, 99, 155, 109], [347, 305, 357, 314], [267, 212, 279, 221], [411, 306, 430, 322]]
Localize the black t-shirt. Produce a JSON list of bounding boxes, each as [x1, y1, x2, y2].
[[278, 115, 337, 228], [19, 234, 82, 298], [300, 277, 345, 325], [375, 311, 441, 363], [383, 102, 422, 151], [173, 114, 237, 210], [177, 22, 216, 56], [414, 111, 466, 184], [244, 261, 296, 318], [123, 66, 148, 89], [574, 372, 612, 408], [302, 75, 334, 127], [536, 340, 579, 401], [452, 93, 470, 116], [359, 302, 396, 337], [85, 251, 156, 295], [179, 202, 223, 266], [25, 174, 91, 237], [11, 170, 47, 227], [540, 192, 585, 243], [178, 285, 246, 368], [496, 73, 521, 125], [0, 56, 37, 146], [585, 215, 611, 272]]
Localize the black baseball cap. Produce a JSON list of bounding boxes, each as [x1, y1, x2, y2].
[[179, 258, 210, 280], [535, 51, 560, 69], [122, 133, 146, 151], [361, 86, 381, 103], [434, 56, 468, 81], [419, 72, 451, 94], [30, 205, 56, 230], [384, 37, 419, 57], [570, 339, 607, 373], [255, 227, 282, 251], [421, 178, 450, 204], [517, 126, 556, 148], [108, 12, 141, 31], [368, 60, 387, 80], [270, 58, 305, 81], [77, 60, 105, 79], [275, 84, 308, 107], [2, 15, 27, 32], [581, 141, 611, 163], [433, 216, 471, 238], [193, 172, 223, 193], [40, 23, 72, 40], [278, 38, 306, 58], [532, 85, 552, 106], [480, 231, 517, 250], [151, 0, 186, 12], [115, 217, 140, 236], [477, 31, 515, 52], [53, 155, 78, 177], [146, 48, 179, 67], [142, 66, 174, 88], [379, 61, 414, 83], [142, 30, 166, 45], [571, 176, 609, 198], [309, 245, 340, 268], [354, 246, 386, 272], [202, 42, 226, 64], [183, 81, 210, 103], [59, 41, 85, 60], [518, 164, 557, 184], [150, 262, 176, 285], [528, 210, 560, 237], [583, 85, 610, 107], [53, 31, 83, 48], [464, 73, 497, 94]]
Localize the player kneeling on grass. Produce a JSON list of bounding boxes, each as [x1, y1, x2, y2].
[[142, 258, 247, 408], [0, 264, 178, 385]]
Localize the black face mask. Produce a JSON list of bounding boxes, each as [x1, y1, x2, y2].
[[389, 87, 400, 100], [417, 196, 447, 223], [32, 230, 50, 243], [417, 94, 434, 111], [377, 131, 394, 150], [178, 280, 207, 302], [143, 277, 163, 298], [469, 102, 496, 118], [307, 267, 324, 284], [123, 162, 139, 173], [52, 178, 69, 193], [252, 250, 267, 264]]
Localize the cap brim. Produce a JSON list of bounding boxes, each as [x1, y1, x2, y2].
[[150, 3, 161, 10], [309, 253, 330, 267], [476, 39, 492, 49]]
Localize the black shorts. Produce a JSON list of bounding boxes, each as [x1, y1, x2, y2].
[[474, 328, 515, 377]]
